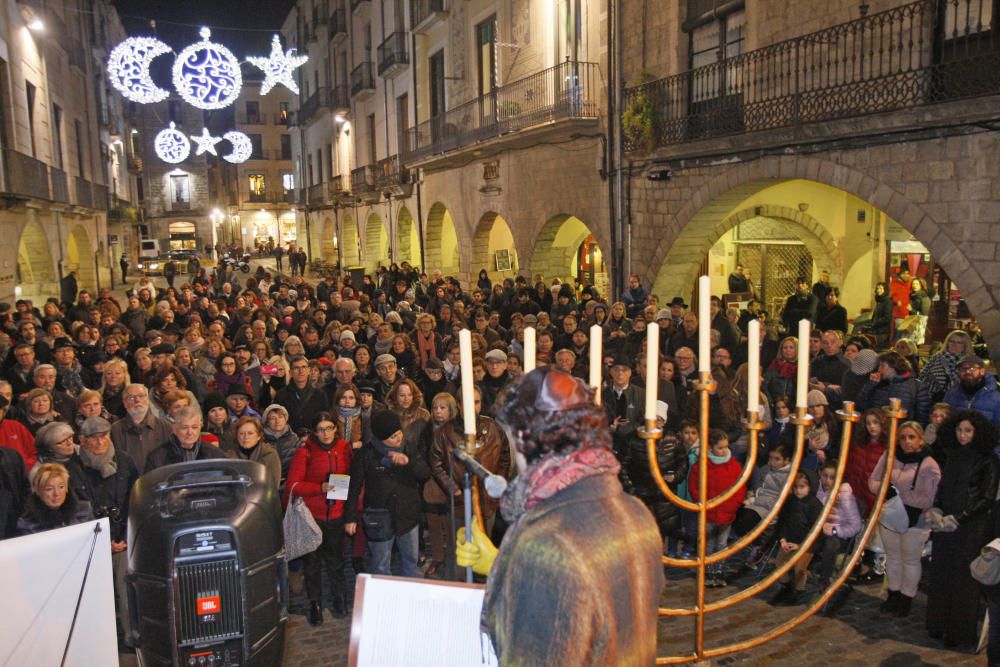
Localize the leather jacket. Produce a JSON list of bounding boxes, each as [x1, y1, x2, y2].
[[429, 417, 511, 519]]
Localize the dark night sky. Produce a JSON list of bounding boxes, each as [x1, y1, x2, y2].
[[112, 0, 297, 54]]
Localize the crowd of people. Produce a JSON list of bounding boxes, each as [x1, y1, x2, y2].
[[0, 256, 996, 659]]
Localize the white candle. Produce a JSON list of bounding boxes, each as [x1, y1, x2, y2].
[[645, 322, 658, 422], [459, 329, 476, 435], [796, 319, 810, 408], [698, 275, 711, 372], [747, 319, 760, 414], [590, 324, 602, 405], [523, 326, 536, 374]]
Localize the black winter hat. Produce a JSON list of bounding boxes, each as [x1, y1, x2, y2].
[[370, 410, 402, 441], [202, 392, 227, 420]]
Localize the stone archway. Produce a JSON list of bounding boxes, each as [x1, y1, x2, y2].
[[66, 225, 97, 292], [532, 214, 608, 290], [471, 212, 517, 286], [320, 216, 336, 262], [364, 213, 388, 275], [17, 219, 56, 303], [341, 214, 361, 267], [397, 206, 422, 270], [424, 202, 461, 279]]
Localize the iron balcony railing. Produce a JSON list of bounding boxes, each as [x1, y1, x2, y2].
[[351, 165, 375, 193], [298, 87, 327, 124], [3, 149, 50, 200], [73, 176, 94, 208], [374, 155, 409, 189], [238, 113, 265, 125], [411, 0, 447, 31], [330, 85, 351, 112], [49, 166, 69, 204], [377, 32, 409, 76], [403, 60, 600, 162], [351, 62, 376, 97], [330, 175, 345, 195], [308, 182, 328, 205], [623, 0, 1000, 151], [330, 7, 348, 42], [93, 183, 109, 210]]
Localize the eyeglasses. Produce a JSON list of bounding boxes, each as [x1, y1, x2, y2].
[[315, 425, 336, 433], [123, 395, 146, 402]]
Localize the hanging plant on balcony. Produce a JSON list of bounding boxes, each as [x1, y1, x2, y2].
[[622, 72, 656, 153]]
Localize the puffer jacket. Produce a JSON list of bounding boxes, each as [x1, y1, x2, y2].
[[745, 463, 790, 519], [689, 453, 747, 525], [284, 435, 352, 521], [944, 372, 1000, 434], [624, 433, 688, 499], [817, 481, 863, 539], [858, 371, 916, 414], [844, 437, 886, 517], [263, 426, 301, 479]]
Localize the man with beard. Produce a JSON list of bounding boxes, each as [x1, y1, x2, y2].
[[944, 355, 1000, 432], [782, 277, 819, 334], [51, 338, 85, 397], [809, 330, 850, 408], [479, 349, 513, 417], [110, 384, 172, 473], [144, 406, 227, 472]]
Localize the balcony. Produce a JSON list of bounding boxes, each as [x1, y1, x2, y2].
[[73, 176, 94, 208], [623, 0, 1000, 154], [411, 0, 448, 33], [374, 155, 412, 196], [308, 182, 329, 206], [330, 175, 346, 197], [1, 149, 49, 201], [49, 166, 69, 204], [171, 199, 192, 212], [330, 7, 348, 45], [298, 87, 327, 124], [403, 60, 600, 166], [350, 165, 380, 202], [329, 85, 350, 114], [351, 62, 376, 100], [238, 114, 266, 126], [378, 32, 409, 78], [93, 183, 109, 210], [108, 199, 138, 222]]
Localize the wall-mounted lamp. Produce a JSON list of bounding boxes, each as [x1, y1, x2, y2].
[[28, 18, 44, 32]]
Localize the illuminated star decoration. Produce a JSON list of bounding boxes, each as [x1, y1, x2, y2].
[[247, 34, 309, 95], [222, 131, 253, 164], [190, 127, 224, 156], [107, 36, 172, 104], [172, 27, 243, 110], [154, 123, 191, 164]]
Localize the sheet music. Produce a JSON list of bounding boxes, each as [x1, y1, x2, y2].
[[354, 575, 499, 667]]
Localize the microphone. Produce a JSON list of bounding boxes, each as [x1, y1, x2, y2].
[[452, 448, 508, 498]]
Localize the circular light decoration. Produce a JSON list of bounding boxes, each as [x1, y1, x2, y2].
[[222, 131, 252, 164], [155, 122, 191, 164], [247, 34, 309, 96], [107, 37, 173, 104], [172, 27, 242, 110]]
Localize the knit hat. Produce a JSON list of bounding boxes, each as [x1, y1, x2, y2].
[[262, 404, 289, 423], [656, 309, 671, 322], [370, 410, 402, 440], [340, 330, 356, 342], [226, 384, 252, 399], [202, 392, 227, 419], [807, 389, 828, 407], [851, 349, 879, 375], [34, 422, 75, 454], [425, 358, 444, 371]]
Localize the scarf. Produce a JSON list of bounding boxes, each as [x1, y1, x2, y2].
[[922, 351, 962, 397], [263, 423, 292, 441], [499, 446, 621, 523], [80, 445, 118, 478], [371, 436, 401, 467], [237, 442, 262, 461], [768, 358, 797, 380], [415, 331, 438, 368], [708, 449, 732, 465]]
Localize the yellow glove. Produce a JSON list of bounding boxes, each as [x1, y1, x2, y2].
[[455, 519, 498, 576]]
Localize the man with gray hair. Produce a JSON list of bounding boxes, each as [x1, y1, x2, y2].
[[110, 384, 172, 472], [323, 356, 357, 404], [32, 363, 76, 422], [144, 406, 226, 473]]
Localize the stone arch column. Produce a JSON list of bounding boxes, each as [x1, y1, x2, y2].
[[17, 219, 56, 302], [341, 214, 361, 267], [531, 214, 605, 286], [66, 225, 97, 292], [424, 202, 462, 279], [396, 206, 421, 269], [364, 213, 387, 275]]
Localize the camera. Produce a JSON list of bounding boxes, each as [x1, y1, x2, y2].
[[96, 505, 123, 523]]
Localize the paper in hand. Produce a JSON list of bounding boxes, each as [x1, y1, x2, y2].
[[327, 474, 350, 501]]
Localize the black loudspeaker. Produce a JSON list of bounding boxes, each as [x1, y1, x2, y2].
[[127, 460, 287, 667]]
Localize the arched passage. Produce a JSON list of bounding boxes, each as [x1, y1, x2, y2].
[[340, 214, 361, 267], [532, 214, 608, 293], [424, 202, 461, 279], [471, 212, 517, 286], [396, 207, 422, 270], [66, 225, 97, 292], [364, 213, 387, 275], [320, 216, 336, 262], [17, 219, 56, 303]]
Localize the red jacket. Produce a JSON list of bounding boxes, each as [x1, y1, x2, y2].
[[889, 274, 911, 320], [845, 437, 886, 517], [284, 436, 352, 522], [689, 455, 747, 525], [0, 418, 36, 471]]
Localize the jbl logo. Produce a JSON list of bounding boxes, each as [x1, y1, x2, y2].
[[196, 594, 221, 616]]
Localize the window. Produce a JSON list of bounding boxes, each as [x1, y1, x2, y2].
[[282, 172, 294, 193], [248, 173, 266, 201], [248, 134, 263, 159], [476, 16, 497, 96], [279, 102, 289, 124], [170, 174, 190, 208], [51, 105, 63, 169], [429, 50, 445, 117], [367, 114, 376, 164], [281, 134, 292, 160], [74, 119, 86, 178], [689, 9, 745, 102], [245, 101, 261, 124], [397, 93, 409, 152], [315, 148, 323, 182], [25, 81, 36, 157]]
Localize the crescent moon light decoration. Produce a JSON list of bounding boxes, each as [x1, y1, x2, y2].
[[107, 37, 172, 104], [172, 27, 242, 110], [155, 123, 191, 164], [222, 131, 253, 164]]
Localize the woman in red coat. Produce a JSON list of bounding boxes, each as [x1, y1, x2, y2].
[[285, 411, 353, 626], [689, 429, 747, 587]]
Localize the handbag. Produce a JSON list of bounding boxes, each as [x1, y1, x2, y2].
[[283, 482, 323, 560], [878, 489, 911, 533], [971, 539, 1000, 586], [361, 507, 394, 542]]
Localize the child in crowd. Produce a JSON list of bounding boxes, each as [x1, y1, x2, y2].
[[923, 402, 951, 447], [815, 459, 862, 587], [770, 470, 823, 605], [689, 429, 747, 587], [673, 420, 702, 559], [733, 443, 793, 566], [763, 396, 793, 464]]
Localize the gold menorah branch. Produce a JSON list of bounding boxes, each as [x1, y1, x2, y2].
[[646, 375, 906, 665]]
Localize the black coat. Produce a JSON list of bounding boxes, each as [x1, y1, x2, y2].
[[274, 382, 330, 434], [0, 447, 27, 539], [344, 438, 430, 537], [78, 447, 140, 543], [144, 437, 227, 474], [18, 494, 92, 535]]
